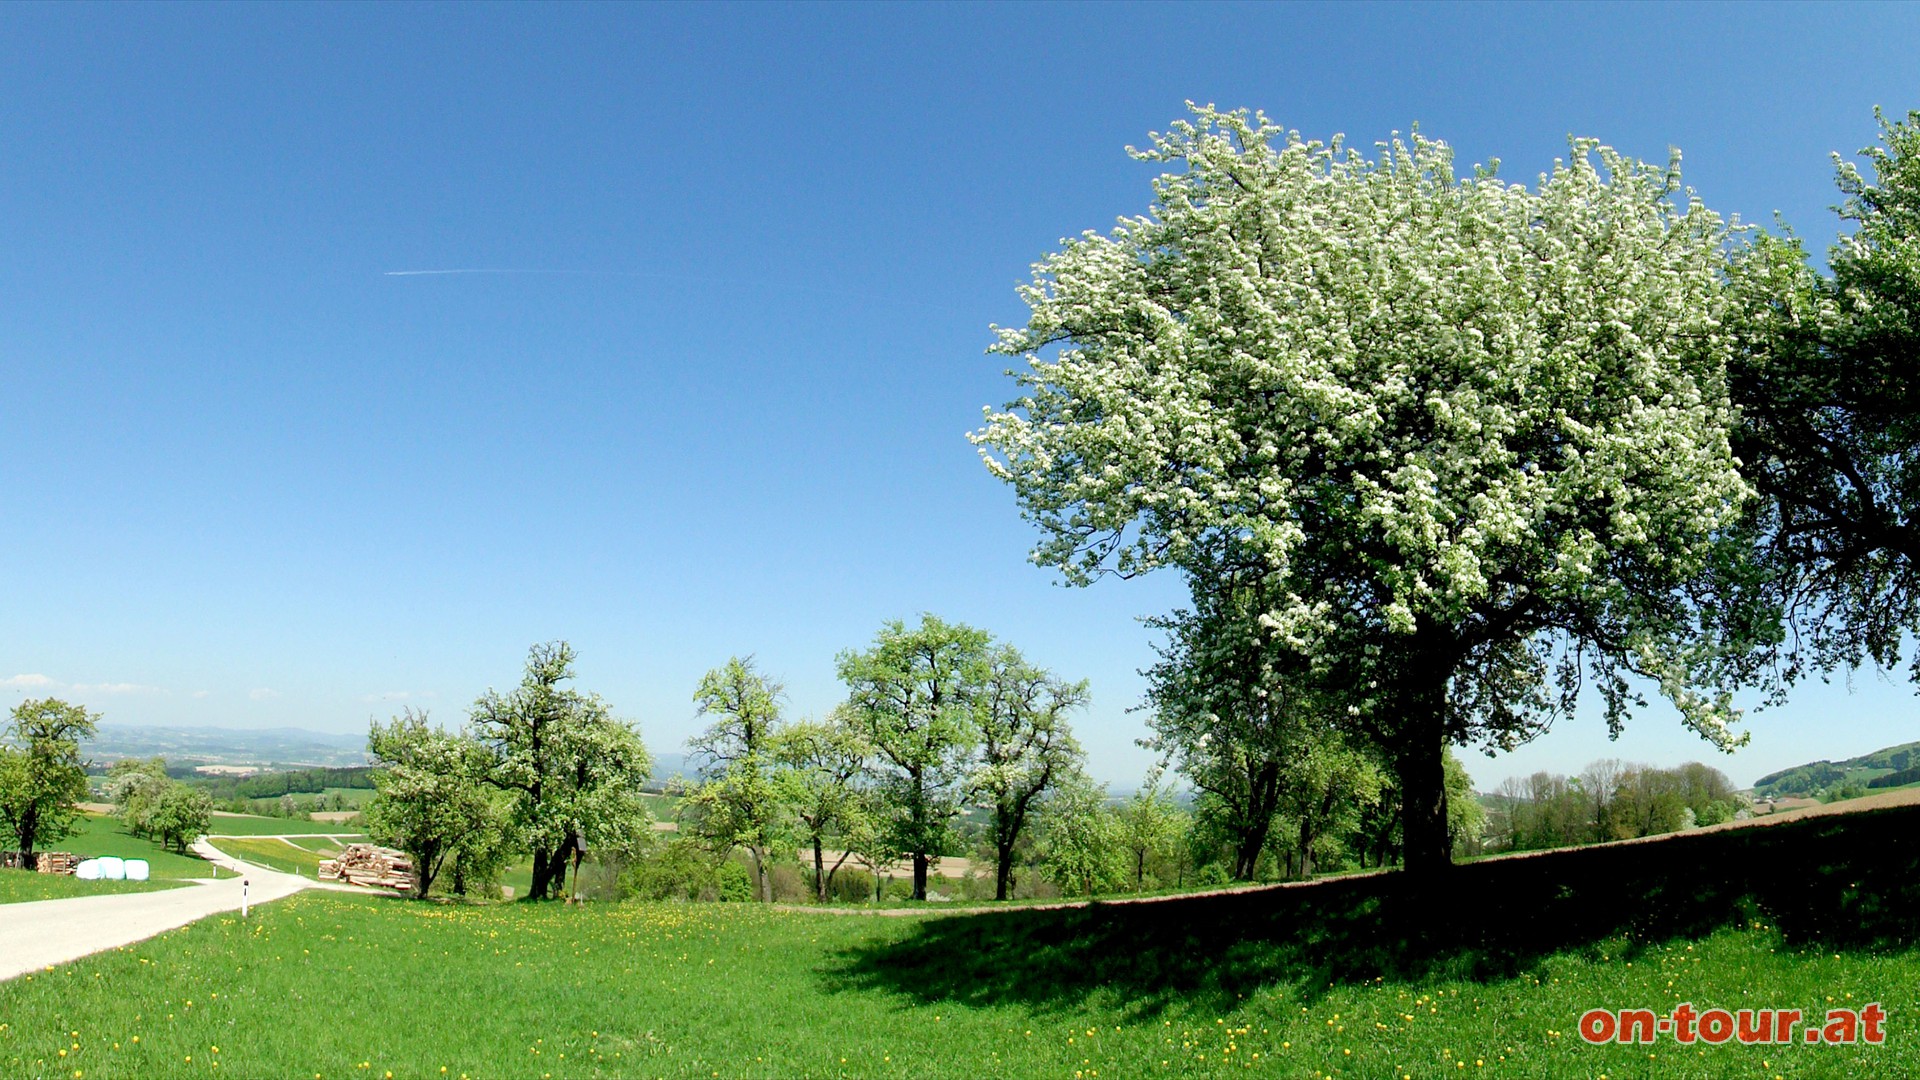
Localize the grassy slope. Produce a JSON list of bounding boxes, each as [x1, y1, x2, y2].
[[207, 838, 335, 877], [3, 805, 1917, 1078], [0, 868, 182, 904], [61, 815, 219, 880]]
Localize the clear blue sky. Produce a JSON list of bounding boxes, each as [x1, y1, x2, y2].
[[3, 2, 1917, 789]]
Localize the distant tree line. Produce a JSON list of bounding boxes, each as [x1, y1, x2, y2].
[[1482, 760, 1741, 852], [192, 766, 376, 801]]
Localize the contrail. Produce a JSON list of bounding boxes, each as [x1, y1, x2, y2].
[[384, 268, 601, 276]]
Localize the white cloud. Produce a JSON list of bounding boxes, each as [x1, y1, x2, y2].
[[248, 688, 281, 701], [70, 682, 163, 696], [2, 673, 56, 689], [191, 690, 212, 699]]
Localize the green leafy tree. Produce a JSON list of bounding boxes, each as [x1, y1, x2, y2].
[[1037, 772, 1124, 897], [1729, 109, 1920, 684], [975, 107, 1767, 873], [148, 783, 213, 853], [771, 707, 871, 902], [0, 698, 99, 862], [1443, 748, 1485, 854], [1274, 736, 1385, 879], [365, 710, 502, 899], [687, 656, 787, 903], [448, 786, 514, 899], [843, 788, 904, 902], [837, 615, 987, 900], [471, 642, 653, 901], [1114, 768, 1184, 890], [969, 643, 1088, 900]]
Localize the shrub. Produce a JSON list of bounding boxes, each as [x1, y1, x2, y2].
[[621, 840, 730, 902], [826, 868, 874, 903]]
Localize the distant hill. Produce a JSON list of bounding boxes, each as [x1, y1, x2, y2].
[[1753, 740, 1920, 798], [86, 724, 369, 769], [86, 726, 701, 781]]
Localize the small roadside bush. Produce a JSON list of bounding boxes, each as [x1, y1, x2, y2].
[[825, 868, 874, 903]]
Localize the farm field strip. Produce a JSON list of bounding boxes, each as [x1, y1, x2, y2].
[[202, 814, 366, 837], [204, 838, 333, 877]]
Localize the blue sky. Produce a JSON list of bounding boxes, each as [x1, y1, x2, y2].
[[2, 2, 1917, 789]]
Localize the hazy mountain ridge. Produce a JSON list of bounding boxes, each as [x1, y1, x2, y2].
[[82, 723, 696, 782], [85, 723, 372, 768]]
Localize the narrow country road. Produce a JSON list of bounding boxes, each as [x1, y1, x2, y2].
[[0, 841, 309, 983]]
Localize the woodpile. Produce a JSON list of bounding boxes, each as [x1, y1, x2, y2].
[[2, 851, 78, 873], [317, 844, 414, 892], [36, 852, 79, 875]]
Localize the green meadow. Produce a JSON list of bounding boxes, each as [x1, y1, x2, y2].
[[58, 815, 221, 881], [2, 803, 1917, 1078], [206, 837, 339, 877], [0, 869, 181, 904]]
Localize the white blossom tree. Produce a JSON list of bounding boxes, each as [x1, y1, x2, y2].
[[975, 106, 1769, 873], [471, 642, 653, 900]]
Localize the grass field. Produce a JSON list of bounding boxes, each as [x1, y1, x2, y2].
[[60, 815, 222, 880], [0, 868, 182, 904], [2, 802, 1918, 1077], [283, 835, 353, 854], [207, 837, 339, 877], [204, 813, 363, 837]]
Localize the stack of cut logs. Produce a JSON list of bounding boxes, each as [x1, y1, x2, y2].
[[317, 844, 414, 892], [36, 852, 80, 874]]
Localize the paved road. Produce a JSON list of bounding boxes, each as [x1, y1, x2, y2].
[[0, 842, 309, 983]]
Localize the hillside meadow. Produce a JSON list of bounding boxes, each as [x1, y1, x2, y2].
[[1, 802, 1916, 1077]]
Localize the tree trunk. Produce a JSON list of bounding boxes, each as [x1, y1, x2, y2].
[[16, 809, 36, 867], [995, 840, 1015, 901], [412, 846, 436, 900], [528, 849, 556, 900], [527, 850, 555, 900], [1396, 712, 1451, 877], [912, 852, 928, 901], [528, 836, 577, 901], [813, 838, 827, 902], [1231, 824, 1268, 881], [749, 846, 771, 903]]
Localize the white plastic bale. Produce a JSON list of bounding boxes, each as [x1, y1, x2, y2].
[[124, 859, 150, 881]]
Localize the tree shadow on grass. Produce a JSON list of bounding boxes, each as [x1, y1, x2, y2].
[[822, 803, 1920, 1018]]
